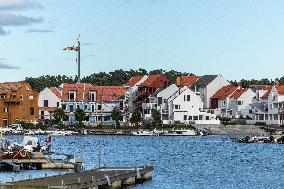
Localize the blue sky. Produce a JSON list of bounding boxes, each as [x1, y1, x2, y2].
[[0, 0, 284, 82]]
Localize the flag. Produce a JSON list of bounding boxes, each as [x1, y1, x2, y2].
[[63, 46, 80, 51]]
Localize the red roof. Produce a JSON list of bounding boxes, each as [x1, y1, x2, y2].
[[125, 76, 144, 87], [276, 85, 284, 95], [50, 83, 125, 103], [50, 87, 61, 99], [91, 86, 125, 102], [260, 85, 272, 100], [211, 85, 238, 100], [140, 74, 168, 88], [230, 88, 247, 99], [180, 76, 200, 87]]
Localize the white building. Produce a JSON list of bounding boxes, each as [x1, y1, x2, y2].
[[190, 75, 230, 109], [229, 88, 256, 119], [169, 87, 219, 124], [142, 84, 220, 124], [38, 87, 61, 121], [266, 84, 284, 125], [124, 75, 148, 112]]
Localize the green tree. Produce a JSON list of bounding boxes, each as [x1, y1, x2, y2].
[[52, 108, 67, 125], [75, 108, 86, 127], [130, 109, 142, 128], [111, 108, 122, 128], [152, 110, 161, 128]]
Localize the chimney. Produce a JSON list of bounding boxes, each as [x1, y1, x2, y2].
[[176, 76, 182, 87]]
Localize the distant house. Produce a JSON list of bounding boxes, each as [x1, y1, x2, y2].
[[136, 74, 168, 112], [266, 83, 284, 125], [38, 87, 61, 121], [176, 75, 200, 87], [39, 83, 125, 125], [250, 85, 271, 124], [229, 88, 255, 119], [211, 85, 256, 118], [0, 82, 38, 127], [124, 75, 148, 112], [190, 75, 229, 109]]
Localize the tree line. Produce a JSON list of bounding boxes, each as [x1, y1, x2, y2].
[[24, 69, 194, 92], [23, 68, 284, 92]]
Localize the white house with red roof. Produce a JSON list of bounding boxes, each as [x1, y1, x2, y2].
[[38, 87, 61, 122], [229, 88, 255, 119], [249, 85, 272, 124], [39, 83, 125, 125], [124, 75, 148, 112], [266, 83, 284, 125], [210, 85, 255, 118]]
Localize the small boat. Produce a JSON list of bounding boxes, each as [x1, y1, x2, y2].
[[163, 128, 197, 136], [131, 130, 158, 136]]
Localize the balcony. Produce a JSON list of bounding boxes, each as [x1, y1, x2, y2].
[[4, 98, 21, 104]]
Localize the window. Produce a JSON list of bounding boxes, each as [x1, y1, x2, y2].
[[187, 95, 190, 101], [40, 111, 44, 120], [3, 107, 7, 112], [174, 105, 180, 109], [57, 102, 60, 107], [85, 105, 88, 110], [2, 118, 7, 127], [70, 105, 74, 112], [98, 104, 102, 110], [77, 104, 80, 109], [62, 104, 66, 110], [184, 115, 187, 120], [158, 97, 162, 106], [69, 91, 76, 101], [193, 116, 198, 120], [223, 101, 226, 105], [89, 91, 96, 102], [44, 100, 48, 107], [30, 107, 34, 115], [12, 94, 16, 98], [0, 95, 6, 99], [249, 109, 252, 114], [206, 116, 209, 120], [199, 115, 203, 120], [188, 116, 192, 120]]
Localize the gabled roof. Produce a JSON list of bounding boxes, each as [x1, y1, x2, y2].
[[275, 85, 284, 95], [124, 76, 144, 87], [230, 88, 247, 99], [190, 75, 218, 88], [179, 76, 200, 87], [260, 85, 272, 100], [211, 85, 238, 100], [50, 87, 61, 99], [60, 83, 93, 102], [50, 83, 125, 103], [140, 74, 168, 88], [0, 82, 34, 94], [91, 86, 125, 103]]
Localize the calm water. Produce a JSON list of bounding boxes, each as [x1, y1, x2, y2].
[[1, 135, 284, 188]]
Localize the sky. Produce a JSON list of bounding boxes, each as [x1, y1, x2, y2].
[[0, 0, 284, 82]]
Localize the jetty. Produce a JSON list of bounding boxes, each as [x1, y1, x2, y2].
[[3, 165, 153, 189]]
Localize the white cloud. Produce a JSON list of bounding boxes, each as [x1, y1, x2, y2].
[[0, 12, 42, 26], [0, 0, 42, 10]]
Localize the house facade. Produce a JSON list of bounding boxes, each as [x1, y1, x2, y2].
[[0, 82, 38, 127], [190, 75, 230, 109], [124, 75, 148, 113], [39, 83, 125, 125], [38, 87, 61, 122]]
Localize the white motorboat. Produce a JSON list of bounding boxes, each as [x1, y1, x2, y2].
[[131, 130, 158, 136], [163, 128, 197, 136]]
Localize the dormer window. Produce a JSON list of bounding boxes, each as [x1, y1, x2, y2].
[[88, 91, 96, 102], [69, 91, 76, 101]]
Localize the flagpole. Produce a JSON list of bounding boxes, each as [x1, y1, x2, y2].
[[77, 38, 80, 84]]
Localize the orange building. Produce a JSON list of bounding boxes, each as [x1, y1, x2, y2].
[[0, 82, 38, 127]]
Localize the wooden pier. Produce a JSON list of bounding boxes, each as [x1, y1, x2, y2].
[[2, 165, 153, 189]]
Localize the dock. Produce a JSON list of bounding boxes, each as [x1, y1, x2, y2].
[[2, 165, 153, 189]]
